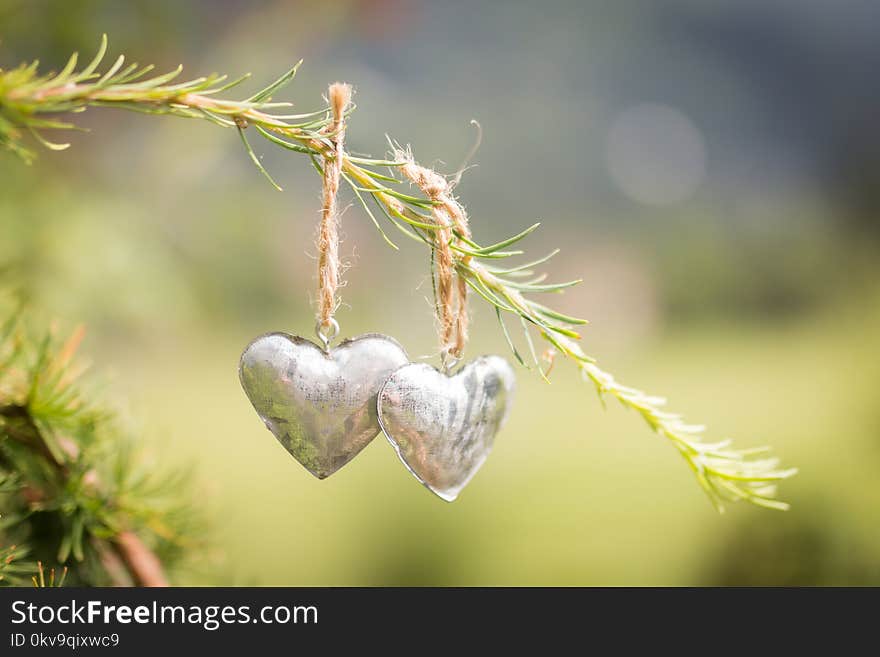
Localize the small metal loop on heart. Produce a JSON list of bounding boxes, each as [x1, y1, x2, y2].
[[378, 355, 515, 502], [314, 318, 340, 352], [440, 349, 461, 374], [239, 331, 408, 479]]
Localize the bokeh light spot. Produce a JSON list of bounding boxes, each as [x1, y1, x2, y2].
[[606, 103, 707, 206]]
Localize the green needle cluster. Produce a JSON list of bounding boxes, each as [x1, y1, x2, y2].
[[0, 306, 199, 586]]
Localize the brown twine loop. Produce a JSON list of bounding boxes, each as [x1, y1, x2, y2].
[[316, 82, 351, 340], [396, 150, 471, 364]]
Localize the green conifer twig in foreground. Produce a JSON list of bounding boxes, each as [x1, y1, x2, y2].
[[0, 308, 197, 586], [0, 36, 797, 511]]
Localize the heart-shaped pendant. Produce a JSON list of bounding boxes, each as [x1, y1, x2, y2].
[[378, 356, 515, 501], [239, 332, 409, 479]]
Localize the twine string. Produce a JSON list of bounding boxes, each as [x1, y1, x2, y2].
[[315, 85, 471, 363], [316, 82, 351, 342], [397, 151, 471, 364]]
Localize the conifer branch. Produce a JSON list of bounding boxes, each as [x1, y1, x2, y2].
[[0, 36, 796, 511], [0, 304, 198, 586]]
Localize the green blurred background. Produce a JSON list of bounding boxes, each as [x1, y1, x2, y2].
[[2, 0, 879, 585]]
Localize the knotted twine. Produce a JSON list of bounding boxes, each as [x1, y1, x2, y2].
[[316, 82, 469, 362], [397, 151, 471, 364], [316, 82, 351, 341]]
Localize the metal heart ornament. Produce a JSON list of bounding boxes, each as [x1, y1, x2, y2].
[[378, 356, 516, 501], [239, 332, 408, 479]]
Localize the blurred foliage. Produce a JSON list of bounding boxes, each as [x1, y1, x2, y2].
[[0, 302, 201, 586], [706, 502, 880, 586], [648, 215, 874, 322]]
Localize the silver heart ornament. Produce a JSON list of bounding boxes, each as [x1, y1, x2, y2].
[[239, 332, 409, 479], [378, 356, 516, 501]]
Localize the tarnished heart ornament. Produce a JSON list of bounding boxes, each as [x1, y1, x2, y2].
[[239, 332, 409, 479], [378, 356, 516, 501]]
